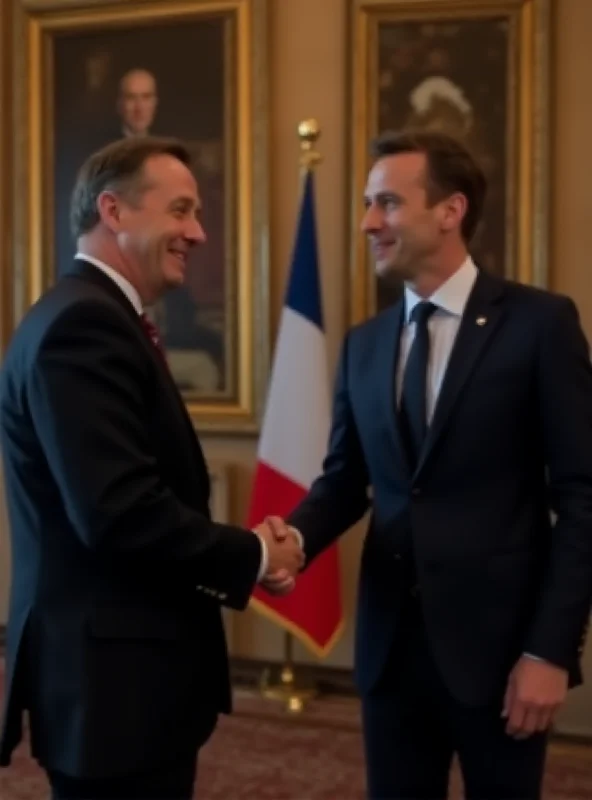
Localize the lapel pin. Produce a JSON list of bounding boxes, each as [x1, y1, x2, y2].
[[476, 316, 487, 326]]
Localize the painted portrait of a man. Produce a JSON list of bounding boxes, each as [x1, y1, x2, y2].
[[52, 18, 232, 396]]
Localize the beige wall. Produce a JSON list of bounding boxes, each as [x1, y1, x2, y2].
[[1, 0, 592, 733], [547, 0, 592, 736]]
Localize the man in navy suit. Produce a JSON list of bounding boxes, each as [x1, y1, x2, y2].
[[267, 129, 592, 799]]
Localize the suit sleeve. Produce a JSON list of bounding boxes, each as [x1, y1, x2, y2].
[[524, 296, 592, 668], [286, 331, 371, 564], [27, 302, 261, 610]]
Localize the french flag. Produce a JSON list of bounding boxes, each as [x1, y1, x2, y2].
[[246, 168, 343, 656]]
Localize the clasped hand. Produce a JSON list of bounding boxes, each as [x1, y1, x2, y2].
[[253, 516, 303, 596]]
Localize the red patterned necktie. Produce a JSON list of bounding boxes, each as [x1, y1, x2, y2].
[[140, 313, 168, 363]]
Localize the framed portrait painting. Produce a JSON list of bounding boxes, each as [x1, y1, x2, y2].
[[11, 0, 270, 433], [348, 0, 551, 323]]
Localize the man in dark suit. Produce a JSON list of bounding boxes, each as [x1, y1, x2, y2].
[[0, 136, 303, 800], [267, 130, 592, 799]]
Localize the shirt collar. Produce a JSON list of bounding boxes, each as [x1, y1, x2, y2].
[[404, 256, 478, 323], [75, 252, 143, 316]]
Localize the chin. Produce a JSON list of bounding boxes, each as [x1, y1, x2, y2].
[[165, 271, 186, 288], [375, 260, 394, 280], [376, 261, 405, 284], [386, 259, 419, 282]]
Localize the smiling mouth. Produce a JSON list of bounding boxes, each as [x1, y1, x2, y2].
[[373, 241, 396, 256], [168, 249, 187, 266]]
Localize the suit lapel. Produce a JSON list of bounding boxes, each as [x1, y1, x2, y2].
[[376, 300, 411, 476], [415, 270, 506, 476], [128, 317, 210, 498], [156, 355, 211, 495], [66, 259, 210, 496]]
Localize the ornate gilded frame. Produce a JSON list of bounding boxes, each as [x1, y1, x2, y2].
[[11, 0, 270, 433], [348, 0, 551, 324], [0, 0, 13, 356]]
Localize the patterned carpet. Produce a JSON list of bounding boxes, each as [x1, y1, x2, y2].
[[1, 666, 592, 798]]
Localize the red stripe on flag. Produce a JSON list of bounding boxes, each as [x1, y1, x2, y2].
[[247, 461, 343, 655]]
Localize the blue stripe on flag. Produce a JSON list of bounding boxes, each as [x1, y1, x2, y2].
[[285, 170, 323, 330]]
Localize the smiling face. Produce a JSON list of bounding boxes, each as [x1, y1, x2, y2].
[[361, 151, 451, 283], [98, 153, 206, 303]]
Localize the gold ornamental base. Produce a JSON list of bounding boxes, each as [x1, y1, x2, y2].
[[258, 634, 317, 713]]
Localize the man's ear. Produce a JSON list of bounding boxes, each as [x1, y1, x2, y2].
[[440, 192, 468, 233], [96, 190, 122, 233]]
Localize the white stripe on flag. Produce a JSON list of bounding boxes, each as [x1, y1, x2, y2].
[[259, 306, 330, 489]]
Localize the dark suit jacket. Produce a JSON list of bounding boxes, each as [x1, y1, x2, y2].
[[0, 259, 261, 778], [288, 270, 592, 706]]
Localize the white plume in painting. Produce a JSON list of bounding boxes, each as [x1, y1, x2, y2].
[[410, 76, 473, 117]]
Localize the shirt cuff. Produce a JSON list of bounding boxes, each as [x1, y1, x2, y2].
[[255, 533, 268, 582], [253, 526, 303, 582], [523, 652, 545, 662], [288, 526, 304, 549]]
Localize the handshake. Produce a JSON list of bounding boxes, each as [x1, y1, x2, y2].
[[253, 516, 304, 596]]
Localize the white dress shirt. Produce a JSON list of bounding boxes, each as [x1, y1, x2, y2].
[[396, 256, 477, 417], [74, 252, 268, 581], [75, 252, 143, 316]]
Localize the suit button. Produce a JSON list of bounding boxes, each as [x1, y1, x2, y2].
[[394, 553, 402, 561], [412, 487, 421, 496]]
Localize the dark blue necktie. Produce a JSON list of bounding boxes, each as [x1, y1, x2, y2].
[[399, 301, 437, 470]]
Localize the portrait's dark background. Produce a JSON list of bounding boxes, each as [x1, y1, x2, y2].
[[375, 17, 509, 310], [52, 15, 231, 394]]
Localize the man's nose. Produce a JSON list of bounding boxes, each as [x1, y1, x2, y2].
[[187, 217, 207, 244], [361, 203, 382, 233]]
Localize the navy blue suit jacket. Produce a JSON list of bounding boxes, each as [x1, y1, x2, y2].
[[288, 270, 592, 706]]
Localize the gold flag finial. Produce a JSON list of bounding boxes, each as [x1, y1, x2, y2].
[[298, 118, 322, 169]]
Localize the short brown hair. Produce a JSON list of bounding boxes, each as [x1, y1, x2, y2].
[[369, 129, 486, 242], [70, 136, 192, 240]]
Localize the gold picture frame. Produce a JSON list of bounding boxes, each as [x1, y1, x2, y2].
[[11, 0, 270, 433], [0, 0, 13, 355], [348, 0, 551, 324]]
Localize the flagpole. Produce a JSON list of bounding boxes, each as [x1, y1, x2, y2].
[[258, 118, 322, 714]]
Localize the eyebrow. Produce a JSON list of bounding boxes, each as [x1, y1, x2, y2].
[[169, 195, 201, 211], [363, 190, 404, 205]]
